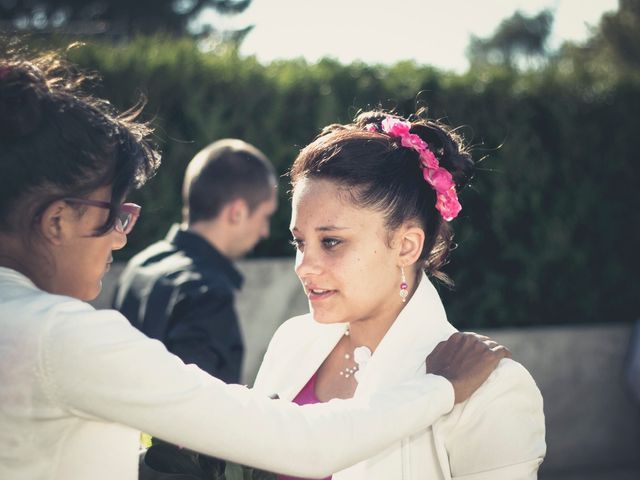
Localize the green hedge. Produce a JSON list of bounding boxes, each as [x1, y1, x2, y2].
[[65, 37, 638, 329]]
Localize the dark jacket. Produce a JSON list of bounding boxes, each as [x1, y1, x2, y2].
[[112, 224, 244, 384]]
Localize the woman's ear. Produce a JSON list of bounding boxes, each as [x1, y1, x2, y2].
[[38, 201, 71, 245], [396, 224, 425, 267]]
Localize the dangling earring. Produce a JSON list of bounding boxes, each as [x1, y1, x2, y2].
[[399, 267, 408, 302]]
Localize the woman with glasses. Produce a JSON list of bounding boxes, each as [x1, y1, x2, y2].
[[0, 49, 508, 480]]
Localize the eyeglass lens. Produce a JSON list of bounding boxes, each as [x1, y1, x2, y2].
[[116, 211, 132, 233]]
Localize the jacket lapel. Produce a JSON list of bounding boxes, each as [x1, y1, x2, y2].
[[354, 275, 456, 398], [335, 275, 456, 480], [271, 320, 347, 401]]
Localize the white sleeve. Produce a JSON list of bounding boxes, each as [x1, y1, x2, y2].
[[42, 305, 454, 478], [446, 359, 546, 480]]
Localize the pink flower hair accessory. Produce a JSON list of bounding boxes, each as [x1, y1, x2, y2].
[[367, 117, 462, 221]]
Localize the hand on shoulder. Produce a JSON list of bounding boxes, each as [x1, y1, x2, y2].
[[426, 331, 512, 404]]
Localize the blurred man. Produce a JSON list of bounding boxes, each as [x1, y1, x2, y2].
[[113, 139, 277, 384]]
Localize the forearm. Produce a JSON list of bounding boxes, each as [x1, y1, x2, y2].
[[47, 310, 454, 477], [105, 372, 454, 477]]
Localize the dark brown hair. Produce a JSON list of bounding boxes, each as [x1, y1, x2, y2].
[[182, 139, 276, 224], [0, 47, 160, 238], [289, 109, 474, 284]]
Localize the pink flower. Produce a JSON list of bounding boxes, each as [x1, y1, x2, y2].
[[419, 149, 439, 170], [401, 133, 427, 151], [436, 187, 462, 221], [379, 115, 463, 221], [381, 117, 411, 137], [424, 167, 454, 193], [364, 123, 378, 132]]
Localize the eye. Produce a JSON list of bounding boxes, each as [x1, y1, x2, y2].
[[322, 237, 341, 249], [289, 238, 304, 251]]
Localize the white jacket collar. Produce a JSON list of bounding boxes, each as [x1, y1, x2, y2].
[[268, 273, 456, 401], [353, 274, 456, 397]]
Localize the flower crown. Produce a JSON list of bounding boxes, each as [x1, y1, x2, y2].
[[366, 117, 462, 221]]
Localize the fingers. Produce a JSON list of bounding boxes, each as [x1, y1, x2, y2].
[[491, 344, 512, 359], [483, 339, 499, 349], [452, 331, 491, 342], [454, 331, 511, 359]]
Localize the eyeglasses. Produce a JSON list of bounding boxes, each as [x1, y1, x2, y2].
[[64, 198, 141, 234]]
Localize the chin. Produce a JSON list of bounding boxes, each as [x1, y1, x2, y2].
[[310, 307, 343, 325], [79, 281, 102, 302]]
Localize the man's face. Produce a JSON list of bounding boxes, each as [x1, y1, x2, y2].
[[232, 189, 278, 258]]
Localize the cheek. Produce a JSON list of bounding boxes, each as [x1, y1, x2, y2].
[[79, 237, 112, 269], [349, 251, 395, 293]]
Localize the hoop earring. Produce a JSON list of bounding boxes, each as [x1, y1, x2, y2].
[[399, 267, 408, 302]]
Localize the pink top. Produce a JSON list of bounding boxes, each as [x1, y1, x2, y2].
[[277, 373, 332, 480]]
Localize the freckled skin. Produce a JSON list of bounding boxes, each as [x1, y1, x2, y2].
[[290, 178, 417, 400], [290, 178, 403, 328]]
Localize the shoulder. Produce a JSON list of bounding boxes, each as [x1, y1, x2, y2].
[[45, 297, 143, 344], [125, 239, 176, 269], [122, 249, 234, 300], [449, 358, 545, 432], [469, 359, 542, 408], [441, 361, 547, 476], [268, 314, 317, 347]]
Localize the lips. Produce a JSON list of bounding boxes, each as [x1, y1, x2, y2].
[[305, 285, 336, 301]]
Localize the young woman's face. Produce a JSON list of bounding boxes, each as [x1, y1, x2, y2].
[[290, 178, 403, 326], [52, 186, 127, 301]]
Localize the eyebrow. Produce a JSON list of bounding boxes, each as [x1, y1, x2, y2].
[[290, 226, 351, 233]]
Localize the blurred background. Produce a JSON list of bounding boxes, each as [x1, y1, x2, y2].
[[2, 0, 638, 478]]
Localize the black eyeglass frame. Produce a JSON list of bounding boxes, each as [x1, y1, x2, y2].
[[63, 198, 141, 234]]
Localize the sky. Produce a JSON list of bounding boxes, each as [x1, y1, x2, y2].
[[201, 0, 619, 72]]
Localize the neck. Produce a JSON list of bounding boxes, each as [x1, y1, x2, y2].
[[186, 221, 232, 258], [346, 269, 421, 352], [0, 234, 54, 292]]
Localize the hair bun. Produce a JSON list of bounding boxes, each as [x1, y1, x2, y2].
[[0, 64, 45, 139], [446, 149, 475, 189], [409, 122, 475, 189]]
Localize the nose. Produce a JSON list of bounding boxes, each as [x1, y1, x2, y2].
[[111, 228, 127, 251], [294, 245, 322, 282]]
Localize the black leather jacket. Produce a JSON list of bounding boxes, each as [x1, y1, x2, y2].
[[112, 224, 244, 384]]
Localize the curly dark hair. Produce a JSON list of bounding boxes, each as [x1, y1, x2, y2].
[[0, 45, 160, 237], [289, 109, 474, 284]]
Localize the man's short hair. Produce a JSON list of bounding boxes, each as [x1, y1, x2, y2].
[[183, 139, 276, 224]]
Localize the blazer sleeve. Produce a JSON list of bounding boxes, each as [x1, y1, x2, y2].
[[41, 303, 455, 478], [444, 359, 546, 480]]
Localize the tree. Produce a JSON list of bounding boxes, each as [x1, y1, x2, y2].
[[467, 9, 554, 69], [0, 0, 252, 40], [599, 0, 640, 68], [554, 0, 640, 80]]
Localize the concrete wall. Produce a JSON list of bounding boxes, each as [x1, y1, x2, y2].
[[93, 259, 640, 479]]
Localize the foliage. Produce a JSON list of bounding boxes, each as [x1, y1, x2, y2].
[[15, 26, 636, 329], [555, 0, 640, 81], [467, 9, 553, 69], [0, 0, 252, 39]]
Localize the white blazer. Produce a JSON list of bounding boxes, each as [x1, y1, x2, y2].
[[0, 267, 455, 480], [254, 275, 546, 480]]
